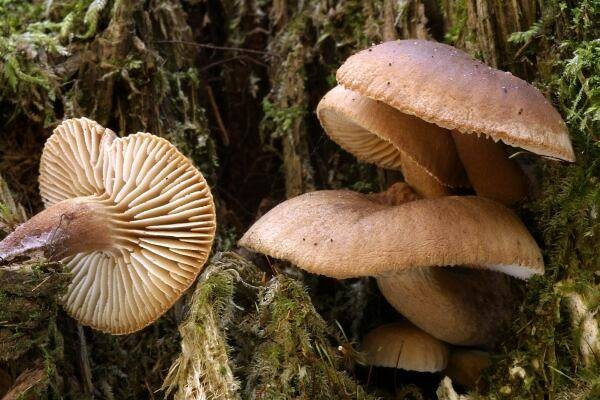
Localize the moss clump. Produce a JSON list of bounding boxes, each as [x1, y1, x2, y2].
[[163, 253, 374, 399], [162, 252, 258, 399], [241, 274, 374, 400], [468, 2, 600, 399], [0, 259, 70, 362]]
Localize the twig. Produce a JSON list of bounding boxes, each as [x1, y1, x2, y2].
[[153, 40, 276, 57], [205, 84, 230, 146], [77, 324, 94, 395]]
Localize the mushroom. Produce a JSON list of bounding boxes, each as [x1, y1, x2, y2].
[[317, 85, 468, 198], [444, 349, 491, 389], [335, 40, 574, 204], [0, 118, 217, 334], [361, 322, 449, 373], [376, 267, 514, 346], [239, 182, 542, 345]]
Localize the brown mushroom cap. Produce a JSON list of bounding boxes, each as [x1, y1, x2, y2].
[[445, 349, 491, 389], [377, 268, 514, 345], [37, 118, 216, 334], [337, 40, 574, 161], [317, 85, 468, 192], [361, 322, 449, 372], [239, 183, 543, 280]]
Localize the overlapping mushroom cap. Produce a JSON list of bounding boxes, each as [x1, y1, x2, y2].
[[239, 183, 542, 345], [317, 85, 468, 197], [239, 183, 543, 280], [337, 40, 574, 161], [39, 118, 216, 334], [361, 322, 449, 372]]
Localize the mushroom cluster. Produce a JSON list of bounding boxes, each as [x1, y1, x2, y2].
[[240, 40, 574, 383], [0, 118, 216, 334]]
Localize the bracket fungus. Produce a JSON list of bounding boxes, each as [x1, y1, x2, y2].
[[317, 85, 468, 198], [239, 183, 543, 345], [335, 40, 575, 204], [0, 118, 216, 334], [361, 322, 449, 373]]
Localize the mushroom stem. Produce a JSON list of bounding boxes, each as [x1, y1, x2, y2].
[[0, 197, 113, 263], [377, 267, 515, 346], [400, 156, 452, 198], [452, 131, 528, 205], [445, 350, 491, 389]]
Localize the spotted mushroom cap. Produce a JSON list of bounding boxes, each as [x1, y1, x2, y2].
[[361, 322, 449, 372], [39, 118, 216, 334], [337, 40, 575, 161], [239, 183, 544, 280], [317, 85, 468, 188]]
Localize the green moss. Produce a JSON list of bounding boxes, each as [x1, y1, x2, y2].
[[0, 0, 93, 124], [260, 98, 305, 140], [476, 2, 600, 399], [442, 0, 467, 45], [241, 274, 374, 399], [162, 253, 247, 399]]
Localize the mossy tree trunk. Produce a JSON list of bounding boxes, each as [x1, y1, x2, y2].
[[0, 0, 597, 399]]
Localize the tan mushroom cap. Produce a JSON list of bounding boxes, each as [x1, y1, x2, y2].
[[361, 322, 449, 372], [337, 40, 574, 161], [377, 268, 514, 345], [39, 118, 216, 334], [445, 349, 491, 389], [239, 183, 543, 280], [317, 85, 468, 190]]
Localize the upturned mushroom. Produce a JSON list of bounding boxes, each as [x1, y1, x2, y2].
[[239, 182, 542, 345], [0, 118, 217, 334], [361, 322, 449, 373], [333, 40, 575, 204], [317, 85, 468, 198]]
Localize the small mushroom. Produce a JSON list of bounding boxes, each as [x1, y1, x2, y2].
[[361, 322, 449, 373], [444, 349, 491, 389], [317, 85, 468, 198], [337, 40, 575, 204], [239, 183, 542, 344], [0, 118, 216, 334]]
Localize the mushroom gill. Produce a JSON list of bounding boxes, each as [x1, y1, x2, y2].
[[0, 118, 216, 334]]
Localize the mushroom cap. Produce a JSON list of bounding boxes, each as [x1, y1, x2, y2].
[[361, 322, 449, 372], [337, 40, 574, 161], [317, 85, 468, 188], [445, 349, 491, 388], [39, 118, 216, 334], [239, 183, 543, 280]]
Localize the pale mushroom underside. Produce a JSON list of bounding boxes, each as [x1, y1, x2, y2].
[[317, 85, 468, 189], [39, 118, 216, 334]]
